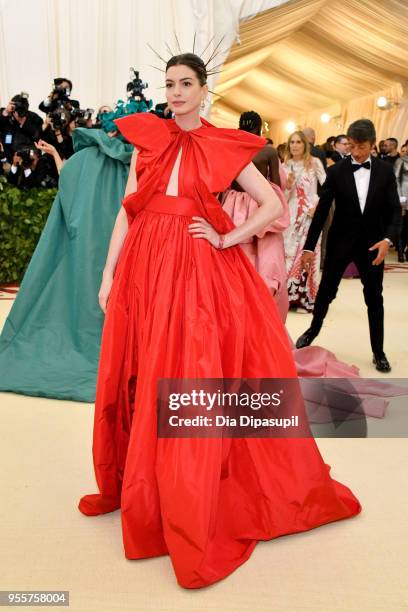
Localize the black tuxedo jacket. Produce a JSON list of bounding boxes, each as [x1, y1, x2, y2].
[[311, 144, 327, 170], [331, 151, 347, 164], [304, 156, 401, 255]]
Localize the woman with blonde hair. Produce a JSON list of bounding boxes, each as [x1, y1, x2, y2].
[[283, 130, 326, 312]]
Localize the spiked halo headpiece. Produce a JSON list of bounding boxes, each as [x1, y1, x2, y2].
[[147, 32, 227, 98]]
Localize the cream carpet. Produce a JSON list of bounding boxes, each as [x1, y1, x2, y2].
[[0, 262, 407, 612]]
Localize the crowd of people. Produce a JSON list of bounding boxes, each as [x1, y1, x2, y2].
[[1, 80, 406, 371], [0, 78, 111, 189], [0, 54, 404, 591], [274, 128, 408, 277], [222, 111, 404, 372], [0, 72, 171, 191]]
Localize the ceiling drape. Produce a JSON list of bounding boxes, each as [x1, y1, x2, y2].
[[0, 0, 406, 144], [212, 0, 408, 143]]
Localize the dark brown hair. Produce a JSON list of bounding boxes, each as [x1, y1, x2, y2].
[[239, 111, 262, 135], [166, 53, 207, 86], [347, 119, 376, 143]]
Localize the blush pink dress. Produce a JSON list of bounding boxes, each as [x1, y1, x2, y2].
[[221, 179, 290, 321]]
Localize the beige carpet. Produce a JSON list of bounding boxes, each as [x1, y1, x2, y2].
[[0, 262, 407, 612]]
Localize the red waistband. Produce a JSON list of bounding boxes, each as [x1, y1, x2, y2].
[[144, 193, 201, 216]]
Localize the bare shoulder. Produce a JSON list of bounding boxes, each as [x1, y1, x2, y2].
[[253, 144, 278, 165]]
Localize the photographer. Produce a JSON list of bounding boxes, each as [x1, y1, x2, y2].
[[39, 105, 94, 181], [41, 102, 76, 161], [0, 93, 43, 161], [7, 146, 57, 189], [72, 106, 94, 130], [0, 141, 10, 175], [38, 78, 80, 115]]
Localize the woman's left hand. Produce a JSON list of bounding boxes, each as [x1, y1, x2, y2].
[[188, 217, 220, 248], [35, 139, 56, 155], [307, 206, 316, 218]]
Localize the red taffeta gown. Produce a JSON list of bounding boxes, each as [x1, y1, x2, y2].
[[79, 113, 361, 589]]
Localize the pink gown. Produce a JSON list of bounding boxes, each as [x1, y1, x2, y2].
[[221, 180, 290, 321]]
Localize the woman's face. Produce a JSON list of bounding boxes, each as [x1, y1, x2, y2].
[[165, 64, 207, 116], [289, 134, 305, 157]]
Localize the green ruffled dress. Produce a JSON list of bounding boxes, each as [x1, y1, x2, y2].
[[0, 128, 133, 401]]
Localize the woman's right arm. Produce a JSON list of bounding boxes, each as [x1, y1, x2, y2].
[[99, 147, 138, 312], [35, 140, 64, 173], [216, 162, 283, 248], [267, 146, 281, 187], [283, 164, 296, 199]]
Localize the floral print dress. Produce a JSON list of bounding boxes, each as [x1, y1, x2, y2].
[[283, 157, 326, 311]]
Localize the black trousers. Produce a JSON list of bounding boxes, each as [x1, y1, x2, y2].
[[311, 246, 385, 356], [398, 213, 408, 256]]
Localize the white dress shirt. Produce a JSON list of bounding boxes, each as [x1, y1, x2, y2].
[[351, 155, 371, 213], [10, 166, 32, 177], [303, 154, 392, 253], [350, 156, 391, 244]]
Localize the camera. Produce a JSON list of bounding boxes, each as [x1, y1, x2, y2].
[[48, 106, 70, 131], [126, 68, 148, 101], [52, 78, 72, 101], [52, 86, 70, 101], [151, 102, 173, 120], [70, 107, 94, 128], [15, 147, 36, 169], [42, 78, 74, 113]]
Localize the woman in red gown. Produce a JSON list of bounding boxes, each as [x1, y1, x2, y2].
[[79, 53, 361, 589]]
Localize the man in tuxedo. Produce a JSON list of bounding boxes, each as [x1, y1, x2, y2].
[[331, 134, 350, 163], [296, 119, 401, 372]]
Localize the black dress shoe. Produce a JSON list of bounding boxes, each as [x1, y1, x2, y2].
[[372, 353, 391, 373], [296, 328, 318, 349]]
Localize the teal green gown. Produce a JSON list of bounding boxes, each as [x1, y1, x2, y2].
[[0, 129, 133, 402]]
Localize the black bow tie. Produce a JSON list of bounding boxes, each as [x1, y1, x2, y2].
[[352, 161, 371, 172]]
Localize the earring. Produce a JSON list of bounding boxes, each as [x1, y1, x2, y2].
[[200, 98, 205, 110]]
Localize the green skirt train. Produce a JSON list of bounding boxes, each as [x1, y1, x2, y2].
[[0, 129, 132, 401]]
